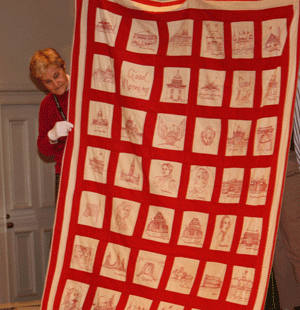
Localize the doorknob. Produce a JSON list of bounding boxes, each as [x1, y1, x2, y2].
[[6, 215, 13, 228], [7, 222, 14, 229]]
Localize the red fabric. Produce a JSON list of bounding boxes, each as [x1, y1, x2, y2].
[[41, 0, 300, 309], [37, 91, 69, 173]]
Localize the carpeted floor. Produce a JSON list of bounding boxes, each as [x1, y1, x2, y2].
[[0, 300, 40, 310]]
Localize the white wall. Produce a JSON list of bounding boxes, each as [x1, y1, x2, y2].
[[0, 0, 75, 91]]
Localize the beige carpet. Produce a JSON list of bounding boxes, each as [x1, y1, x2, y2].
[[0, 300, 40, 310]]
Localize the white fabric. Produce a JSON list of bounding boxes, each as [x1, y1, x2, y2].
[[47, 121, 74, 142]]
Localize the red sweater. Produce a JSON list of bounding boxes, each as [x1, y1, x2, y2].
[[37, 91, 69, 174]]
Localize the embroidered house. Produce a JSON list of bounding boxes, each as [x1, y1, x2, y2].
[[132, 30, 157, 49], [121, 116, 143, 141], [166, 70, 187, 102], [92, 109, 109, 133], [226, 125, 249, 155], [182, 218, 203, 245], [221, 178, 243, 197], [232, 29, 254, 55], [170, 266, 194, 287], [169, 29, 192, 47], [201, 274, 222, 289], [240, 229, 260, 250], [146, 212, 169, 239], [96, 18, 116, 33], [206, 28, 223, 54], [120, 158, 141, 185], [227, 271, 253, 304], [248, 177, 268, 198], [90, 154, 104, 175], [93, 66, 115, 83], [199, 80, 221, 100]]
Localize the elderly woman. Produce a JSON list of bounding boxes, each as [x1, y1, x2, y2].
[[29, 47, 73, 200]]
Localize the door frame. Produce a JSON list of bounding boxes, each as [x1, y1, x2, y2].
[[0, 96, 10, 303]]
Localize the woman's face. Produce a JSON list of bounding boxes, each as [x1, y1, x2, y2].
[[162, 164, 172, 176], [119, 205, 131, 219], [195, 169, 208, 189], [220, 217, 231, 233], [41, 65, 69, 95]]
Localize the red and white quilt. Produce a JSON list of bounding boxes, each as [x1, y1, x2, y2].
[[41, 0, 300, 309]]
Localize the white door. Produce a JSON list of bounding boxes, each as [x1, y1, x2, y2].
[[0, 102, 56, 303]]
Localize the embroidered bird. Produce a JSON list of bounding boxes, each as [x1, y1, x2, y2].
[[157, 116, 186, 147]]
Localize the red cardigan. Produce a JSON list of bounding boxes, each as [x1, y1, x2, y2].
[[37, 91, 69, 174]]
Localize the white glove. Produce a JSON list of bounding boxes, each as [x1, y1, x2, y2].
[[47, 121, 74, 142]]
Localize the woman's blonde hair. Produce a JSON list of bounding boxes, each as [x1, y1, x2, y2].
[[29, 47, 65, 80]]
